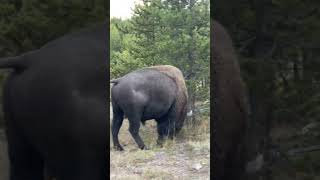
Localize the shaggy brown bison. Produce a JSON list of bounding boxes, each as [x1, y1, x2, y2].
[[212, 20, 249, 180], [111, 65, 188, 150]]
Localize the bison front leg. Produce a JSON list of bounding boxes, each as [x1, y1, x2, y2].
[[112, 110, 124, 151], [156, 119, 176, 146], [156, 107, 177, 146], [156, 120, 169, 146], [128, 115, 147, 150]]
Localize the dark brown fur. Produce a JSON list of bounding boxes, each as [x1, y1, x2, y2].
[[212, 20, 249, 180]]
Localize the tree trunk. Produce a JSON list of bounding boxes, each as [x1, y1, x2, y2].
[[246, 0, 275, 180]]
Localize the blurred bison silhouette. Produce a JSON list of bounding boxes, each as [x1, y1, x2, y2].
[[111, 65, 188, 151], [0, 23, 108, 180], [212, 20, 249, 180]]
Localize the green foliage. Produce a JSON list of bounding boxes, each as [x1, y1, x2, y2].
[[111, 0, 210, 112], [215, 0, 320, 124], [0, 0, 106, 56], [215, 0, 320, 178], [110, 18, 143, 78]]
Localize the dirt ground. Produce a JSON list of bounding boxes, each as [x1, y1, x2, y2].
[[110, 107, 211, 180]]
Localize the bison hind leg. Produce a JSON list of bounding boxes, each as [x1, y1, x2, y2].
[[112, 107, 125, 151], [127, 112, 147, 150], [6, 128, 45, 180]]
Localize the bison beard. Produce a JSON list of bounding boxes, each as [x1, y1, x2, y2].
[[111, 65, 188, 151], [212, 20, 249, 180]]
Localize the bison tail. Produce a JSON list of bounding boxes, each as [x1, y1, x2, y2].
[[0, 56, 24, 70], [0, 52, 32, 71]]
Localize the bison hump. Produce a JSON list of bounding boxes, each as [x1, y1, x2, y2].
[[146, 65, 188, 99]]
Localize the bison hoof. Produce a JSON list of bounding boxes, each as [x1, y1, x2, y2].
[[156, 141, 164, 147], [156, 144, 163, 148], [168, 133, 175, 139], [114, 146, 124, 151], [140, 145, 149, 150]]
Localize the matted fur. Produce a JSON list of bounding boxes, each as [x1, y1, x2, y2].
[[146, 65, 188, 129]]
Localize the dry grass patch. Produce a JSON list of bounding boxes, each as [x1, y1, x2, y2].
[[186, 138, 210, 153], [110, 107, 210, 180], [142, 168, 173, 179], [111, 150, 156, 167]]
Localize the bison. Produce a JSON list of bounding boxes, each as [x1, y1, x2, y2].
[[0, 23, 108, 180], [212, 20, 249, 180], [111, 65, 188, 150]]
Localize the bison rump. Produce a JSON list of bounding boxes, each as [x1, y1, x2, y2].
[[112, 69, 177, 121]]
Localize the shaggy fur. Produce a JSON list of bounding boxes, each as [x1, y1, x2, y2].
[[212, 20, 249, 180], [146, 65, 188, 130]]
